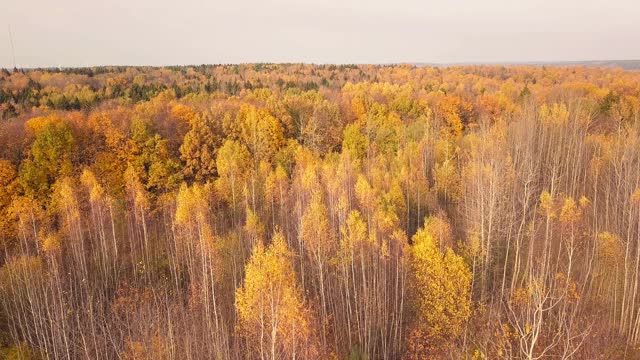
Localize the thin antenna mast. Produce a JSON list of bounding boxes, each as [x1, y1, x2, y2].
[[8, 25, 16, 69]]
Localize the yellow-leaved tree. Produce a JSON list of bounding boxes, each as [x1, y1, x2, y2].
[[300, 191, 335, 348], [407, 218, 472, 359], [235, 104, 285, 165], [235, 230, 318, 359], [215, 139, 251, 226]]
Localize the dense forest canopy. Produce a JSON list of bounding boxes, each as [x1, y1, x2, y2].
[[0, 63, 639, 359]]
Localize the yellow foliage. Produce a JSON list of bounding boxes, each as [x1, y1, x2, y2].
[[408, 220, 472, 355], [265, 165, 288, 206], [596, 232, 624, 270], [170, 103, 197, 124], [236, 230, 316, 358], [301, 191, 334, 261], [175, 182, 211, 227], [244, 207, 265, 245], [236, 104, 285, 162], [510, 286, 534, 306], [125, 166, 150, 211], [80, 168, 105, 203], [180, 113, 219, 181], [433, 159, 461, 201], [355, 174, 376, 212], [559, 197, 581, 224], [42, 231, 61, 253], [342, 122, 368, 159], [25, 114, 64, 135], [539, 191, 555, 218], [215, 140, 251, 205], [51, 177, 81, 234], [423, 214, 454, 249], [579, 196, 590, 208], [339, 210, 369, 262], [540, 103, 570, 125]]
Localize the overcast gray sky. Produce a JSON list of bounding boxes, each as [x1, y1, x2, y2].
[[1, 0, 638, 67]]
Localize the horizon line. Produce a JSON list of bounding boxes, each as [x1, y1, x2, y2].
[[3, 59, 640, 71]]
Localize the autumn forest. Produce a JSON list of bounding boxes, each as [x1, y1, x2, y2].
[[0, 64, 639, 359]]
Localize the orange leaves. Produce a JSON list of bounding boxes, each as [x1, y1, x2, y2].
[[429, 93, 473, 139], [0, 160, 17, 187], [170, 103, 198, 124], [7, 196, 43, 233], [0, 160, 17, 240], [476, 91, 517, 121]]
